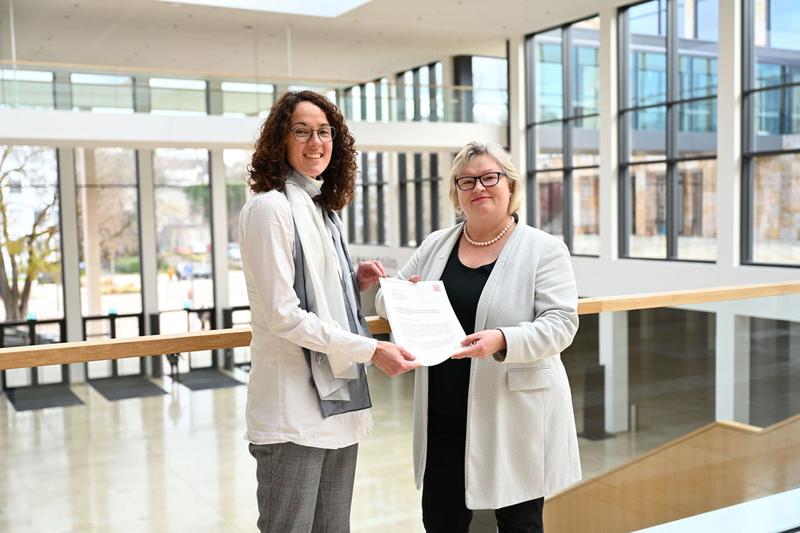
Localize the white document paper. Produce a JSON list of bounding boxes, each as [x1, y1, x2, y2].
[[379, 278, 466, 366]]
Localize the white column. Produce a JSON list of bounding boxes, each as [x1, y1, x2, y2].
[[598, 6, 619, 262], [210, 150, 228, 366], [507, 34, 527, 224], [58, 147, 85, 383], [600, 311, 629, 432], [138, 149, 159, 375], [715, 311, 750, 423], [716, 0, 742, 269]]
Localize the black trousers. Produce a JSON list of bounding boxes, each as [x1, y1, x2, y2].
[[421, 412, 544, 533]]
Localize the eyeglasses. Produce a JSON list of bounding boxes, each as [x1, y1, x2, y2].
[[290, 125, 336, 143], [454, 171, 506, 191]]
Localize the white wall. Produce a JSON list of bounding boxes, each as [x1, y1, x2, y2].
[[0, 109, 506, 152]]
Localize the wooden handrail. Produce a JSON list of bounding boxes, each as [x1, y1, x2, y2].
[[0, 281, 798, 371], [576, 281, 800, 314]]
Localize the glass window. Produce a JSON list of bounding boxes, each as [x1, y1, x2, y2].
[[572, 116, 600, 168], [751, 153, 800, 264], [534, 30, 564, 122], [349, 151, 386, 245], [628, 162, 668, 259], [149, 78, 207, 116], [526, 16, 600, 255], [75, 147, 141, 317], [74, 147, 142, 377], [766, 0, 800, 51], [744, 0, 800, 265], [418, 68, 431, 121], [572, 167, 600, 255], [534, 123, 564, 170], [693, 0, 719, 41], [573, 45, 599, 116], [472, 56, 508, 125], [71, 73, 134, 113], [152, 148, 213, 312], [536, 171, 565, 240], [0, 69, 54, 110], [0, 145, 62, 321], [628, 0, 667, 36], [620, 0, 717, 261], [398, 152, 440, 247], [221, 81, 274, 117], [753, 85, 800, 151], [676, 160, 717, 260], [223, 149, 252, 307]]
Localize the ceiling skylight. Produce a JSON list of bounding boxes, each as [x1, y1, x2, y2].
[[157, 0, 371, 18]]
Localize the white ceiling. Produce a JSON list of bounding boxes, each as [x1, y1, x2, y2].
[[0, 0, 620, 84]]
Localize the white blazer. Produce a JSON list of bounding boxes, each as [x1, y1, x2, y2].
[[376, 222, 582, 509]]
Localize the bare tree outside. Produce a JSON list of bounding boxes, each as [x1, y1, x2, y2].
[[0, 145, 61, 321]]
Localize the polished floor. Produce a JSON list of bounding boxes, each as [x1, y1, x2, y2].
[[0, 368, 711, 533], [1, 312, 797, 532]]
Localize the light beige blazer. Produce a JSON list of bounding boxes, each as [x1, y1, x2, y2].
[[376, 222, 581, 509]]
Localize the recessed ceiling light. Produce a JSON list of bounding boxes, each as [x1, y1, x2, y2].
[[155, 0, 371, 18]]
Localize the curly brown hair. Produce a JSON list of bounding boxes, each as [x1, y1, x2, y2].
[[247, 90, 357, 211]]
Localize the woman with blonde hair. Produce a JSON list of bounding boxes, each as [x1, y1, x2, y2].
[[377, 141, 581, 533]]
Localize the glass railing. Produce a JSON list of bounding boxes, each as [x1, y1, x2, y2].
[[543, 287, 800, 532], [3, 283, 795, 531], [0, 68, 508, 125]]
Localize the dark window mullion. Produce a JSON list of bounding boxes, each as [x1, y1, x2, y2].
[[665, 0, 679, 259], [359, 83, 368, 121], [395, 73, 406, 122], [741, 0, 755, 263], [563, 25, 574, 250], [412, 69, 421, 122], [361, 151, 370, 244], [527, 171, 537, 226], [375, 79, 383, 122], [377, 152, 386, 244], [413, 153, 424, 245], [744, 80, 800, 96], [525, 36, 537, 127], [398, 153, 408, 246], [430, 153, 439, 231], [618, 6, 631, 257]]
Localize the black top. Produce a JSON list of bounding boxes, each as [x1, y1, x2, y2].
[[428, 238, 496, 418]]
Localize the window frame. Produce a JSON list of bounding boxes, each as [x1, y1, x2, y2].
[[525, 15, 601, 256]]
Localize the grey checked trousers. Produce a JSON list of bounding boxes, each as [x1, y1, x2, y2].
[[249, 441, 359, 533]]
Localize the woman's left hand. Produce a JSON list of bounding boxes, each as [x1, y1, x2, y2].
[[356, 260, 387, 292], [451, 329, 507, 359]]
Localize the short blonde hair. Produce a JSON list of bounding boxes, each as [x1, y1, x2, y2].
[[449, 141, 522, 217]]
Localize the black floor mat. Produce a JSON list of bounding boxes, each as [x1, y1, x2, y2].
[[89, 375, 167, 401], [173, 368, 243, 391], [4, 383, 84, 411]]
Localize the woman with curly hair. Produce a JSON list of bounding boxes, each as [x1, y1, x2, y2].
[[239, 90, 418, 532]]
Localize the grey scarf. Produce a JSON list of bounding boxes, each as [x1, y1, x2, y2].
[[286, 173, 372, 418]]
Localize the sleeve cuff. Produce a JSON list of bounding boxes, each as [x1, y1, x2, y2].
[[496, 326, 521, 363]]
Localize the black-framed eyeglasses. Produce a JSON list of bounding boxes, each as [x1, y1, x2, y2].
[[290, 125, 336, 143], [454, 171, 506, 191]]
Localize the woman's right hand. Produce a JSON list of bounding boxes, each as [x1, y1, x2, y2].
[[372, 341, 419, 377]]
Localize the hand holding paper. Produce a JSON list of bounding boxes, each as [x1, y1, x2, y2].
[[379, 278, 466, 366]]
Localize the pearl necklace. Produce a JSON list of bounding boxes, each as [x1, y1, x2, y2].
[[463, 217, 515, 247]]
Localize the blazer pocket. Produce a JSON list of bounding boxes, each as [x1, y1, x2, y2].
[[507, 367, 552, 392]]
